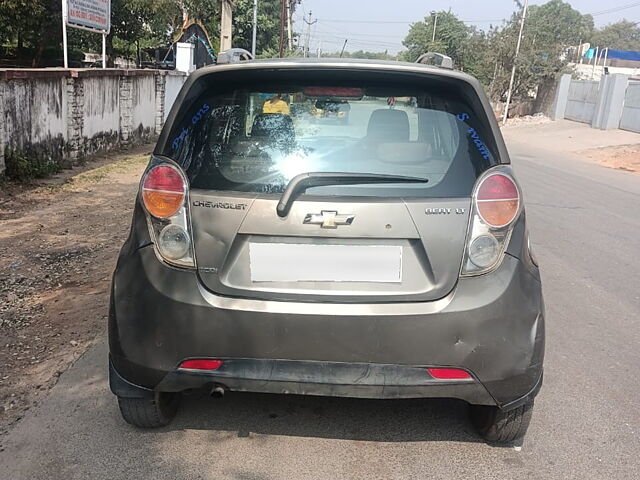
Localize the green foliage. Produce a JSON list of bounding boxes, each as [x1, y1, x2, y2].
[[321, 50, 396, 60], [400, 1, 596, 101], [488, 0, 593, 101], [5, 150, 60, 180], [590, 20, 640, 51], [402, 11, 469, 64], [400, 11, 494, 83], [0, 0, 297, 65], [232, 0, 281, 54]]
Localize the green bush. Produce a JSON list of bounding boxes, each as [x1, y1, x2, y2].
[[4, 150, 60, 180]]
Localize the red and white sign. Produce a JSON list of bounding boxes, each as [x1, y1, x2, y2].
[[67, 0, 111, 34]]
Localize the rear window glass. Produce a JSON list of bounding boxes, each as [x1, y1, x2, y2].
[[161, 70, 498, 197]]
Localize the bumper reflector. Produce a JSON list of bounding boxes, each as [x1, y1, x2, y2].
[[179, 359, 223, 371], [427, 367, 472, 380]]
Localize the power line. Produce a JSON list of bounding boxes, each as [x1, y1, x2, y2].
[[313, 34, 402, 48], [315, 23, 404, 39], [589, 2, 640, 16], [316, 18, 504, 25]]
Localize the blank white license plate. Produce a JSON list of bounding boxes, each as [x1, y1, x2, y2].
[[249, 243, 402, 283]]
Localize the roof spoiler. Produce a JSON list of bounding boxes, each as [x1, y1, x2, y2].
[[415, 52, 454, 70]]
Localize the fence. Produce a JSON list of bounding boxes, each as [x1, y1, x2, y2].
[[552, 73, 640, 133], [620, 82, 640, 133], [0, 68, 187, 177]]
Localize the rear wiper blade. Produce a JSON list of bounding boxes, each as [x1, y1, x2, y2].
[[276, 172, 429, 218]]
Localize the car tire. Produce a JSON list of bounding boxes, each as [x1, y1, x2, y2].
[[117, 392, 180, 428], [469, 400, 534, 443]]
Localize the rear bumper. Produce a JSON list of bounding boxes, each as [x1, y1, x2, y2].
[[109, 245, 544, 409]]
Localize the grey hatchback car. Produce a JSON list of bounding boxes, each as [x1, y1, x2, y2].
[[109, 59, 544, 443]]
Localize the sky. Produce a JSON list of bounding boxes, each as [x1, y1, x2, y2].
[[292, 0, 640, 54]]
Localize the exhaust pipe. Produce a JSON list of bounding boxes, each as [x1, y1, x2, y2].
[[210, 385, 225, 398]]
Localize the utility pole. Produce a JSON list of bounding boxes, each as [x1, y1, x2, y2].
[[251, 0, 258, 57], [340, 39, 348, 58], [279, 0, 285, 57], [61, 0, 69, 68], [219, 0, 233, 51], [431, 11, 438, 43], [286, 0, 293, 50], [502, 0, 528, 126], [303, 10, 317, 58]]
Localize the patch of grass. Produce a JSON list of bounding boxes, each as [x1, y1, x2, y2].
[[68, 154, 149, 185]]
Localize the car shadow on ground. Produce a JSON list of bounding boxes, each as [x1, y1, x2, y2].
[[161, 389, 490, 444]]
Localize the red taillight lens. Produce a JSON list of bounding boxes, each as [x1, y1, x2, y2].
[[142, 165, 186, 218], [427, 367, 472, 380], [476, 173, 520, 228], [179, 359, 223, 371]]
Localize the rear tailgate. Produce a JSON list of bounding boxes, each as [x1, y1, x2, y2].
[[191, 193, 470, 302], [159, 63, 502, 303]]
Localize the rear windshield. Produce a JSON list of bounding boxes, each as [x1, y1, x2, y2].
[[161, 69, 499, 197]]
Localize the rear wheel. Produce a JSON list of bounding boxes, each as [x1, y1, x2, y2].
[[469, 400, 534, 443], [117, 392, 180, 428]]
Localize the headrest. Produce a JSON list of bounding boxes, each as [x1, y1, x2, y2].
[[366, 109, 410, 142]]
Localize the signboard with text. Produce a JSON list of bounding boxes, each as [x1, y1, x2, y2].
[[67, 0, 111, 34]]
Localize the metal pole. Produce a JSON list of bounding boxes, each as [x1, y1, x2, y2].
[[251, 0, 257, 57], [102, 33, 107, 68], [62, 0, 69, 68], [591, 46, 599, 79], [603, 47, 608, 73], [502, 0, 528, 126], [431, 12, 438, 43]]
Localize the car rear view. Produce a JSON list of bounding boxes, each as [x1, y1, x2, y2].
[[109, 59, 544, 443]]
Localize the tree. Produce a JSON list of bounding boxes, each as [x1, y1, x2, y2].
[[400, 10, 493, 82], [488, 0, 593, 101], [590, 20, 640, 51], [401, 11, 470, 65]]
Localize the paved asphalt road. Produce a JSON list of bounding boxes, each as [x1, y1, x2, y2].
[[1, 125, 639, 479]]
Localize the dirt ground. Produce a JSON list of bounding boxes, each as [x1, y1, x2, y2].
[[0, 128, 637, 439], [578, 144, 640, 173], [0, 146, 150, 436]]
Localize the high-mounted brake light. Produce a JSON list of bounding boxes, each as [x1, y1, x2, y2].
[[142, 164, 186, 218], [302, 87, 364, 98], [476, 174, 519, 228]]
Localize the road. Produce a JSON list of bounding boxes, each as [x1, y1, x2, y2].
[[1, 121, 639, 479]]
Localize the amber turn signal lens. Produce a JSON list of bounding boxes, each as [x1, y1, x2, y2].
[[477, 199, 519, 228], [142, 165, 186, 218], [142, 190, 184, 218]]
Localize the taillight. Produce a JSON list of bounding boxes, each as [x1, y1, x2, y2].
[[141, 159, 194, 268], [461, 167, 521, 276], [142, 165, 186, 218], [476, 174, 519, 228]]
